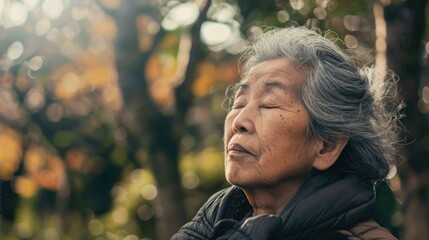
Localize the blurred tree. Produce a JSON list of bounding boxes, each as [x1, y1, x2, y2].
[[384, 0, 429, 238], [96, 0, 212, 238], [0, 0, 126, 238]]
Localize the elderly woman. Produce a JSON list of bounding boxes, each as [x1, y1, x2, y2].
[[172, 27, 401, 239]]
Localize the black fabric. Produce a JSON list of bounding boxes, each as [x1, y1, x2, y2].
[[172, 171, 375, 240]]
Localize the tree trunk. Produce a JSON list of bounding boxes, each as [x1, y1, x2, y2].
[[384, 0, 429, 238], [112, 0, 211, 238], [113, 1, 187, 239]]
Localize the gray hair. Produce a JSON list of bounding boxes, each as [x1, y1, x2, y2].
[[229, 26, 404, 183]]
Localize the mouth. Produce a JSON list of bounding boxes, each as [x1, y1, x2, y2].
[[228, 143, 254, 156]]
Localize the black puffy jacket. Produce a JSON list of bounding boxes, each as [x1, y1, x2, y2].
[[172, 172, 396, 240]]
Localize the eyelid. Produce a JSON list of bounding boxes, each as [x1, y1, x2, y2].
[[260, 105, 278, 109], [232, 103, 245, 109]]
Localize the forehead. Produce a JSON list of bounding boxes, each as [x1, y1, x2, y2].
[[240, 58, 306, 91]]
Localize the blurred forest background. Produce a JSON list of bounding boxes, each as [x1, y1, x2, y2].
[[0, 0, 429, 239]]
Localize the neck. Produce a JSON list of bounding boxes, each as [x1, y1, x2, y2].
[[243, 179, 304, 216]]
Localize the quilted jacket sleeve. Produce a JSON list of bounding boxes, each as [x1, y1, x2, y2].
[[336, 220, 398, 240]]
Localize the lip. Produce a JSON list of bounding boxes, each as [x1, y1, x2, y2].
[[228, 143, 255, 156]]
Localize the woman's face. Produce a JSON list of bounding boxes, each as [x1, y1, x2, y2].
[[224, 58, 320, 190]]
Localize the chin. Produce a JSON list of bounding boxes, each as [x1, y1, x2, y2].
[[225, 173, 242, 186]]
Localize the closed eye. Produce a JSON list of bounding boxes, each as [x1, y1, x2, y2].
[[260, 105, 278, 109], [232, 104, 245, 109]]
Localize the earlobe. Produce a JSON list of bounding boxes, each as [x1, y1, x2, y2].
[[312, 135, 349, 171]]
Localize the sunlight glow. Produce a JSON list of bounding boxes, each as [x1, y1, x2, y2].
[[161, 2, 199, 30], [29, 56, 44, 71], [71, 6, 89, 20], [344, 35, 358, 48], [35, 18, 52, 36], [23, 0, 39, 11], [201, 21, 232, 46], [289, 0, 304, 10], [42, 0, 64, 20], [61, 72, 80, 92], [88, 219, 105, 236], [313, 7, 327, 20], [7, 41, 24, 60], [140, 184, 158, 200], [277, 10, 290, 23], [210, 3, 235, 22], [181, 171, 200, 189], [46, 103, 64, 122], [343, 15, 360, 31], [112, 207, 129, 225], [7, 2, 28, 27], [25, 88, 45, 112], [0, 127, 22, 180], [112, 185, 128, 202], [46, 28, 61, 42], [16, 222, 33, 239], [44, 228, 60, 240], [15, 176, 38, 198], [99, 0, 120, 9], [124, 235, 140, 240]]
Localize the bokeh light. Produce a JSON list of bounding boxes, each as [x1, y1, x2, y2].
[[7, 41, 24, 60], [35, 17, 52, 36], [277, 10, 290, 23], [6, 2, 28, 27], [44, 228, 60, 240], [137, 205, 154, 221], [42, 0, 64, 20], [14, 176, 38, 198], [343, 15, 360, 31], [88, 219, 105, 236], [0, 126, 22, 180], [201, 22, 232, 46], [24, 88, 45, 112], [46, 103, 64, 122], [23, 0, 39, 10], [162, 2, 199, 30], [124, 235, 140, 240], [289, 0, 304, 10], [112, 207, 129, 225], [313, 7, 327, 20], [181, 171, 200, 189], [16, 222, 33, 239], [344, 34, 358, 48], [140, 184, 158, 201], [71, 6, 89, 20], [28, 56, 44, 71]]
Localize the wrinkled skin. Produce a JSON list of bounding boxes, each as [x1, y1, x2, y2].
[[224, 58, 322, 214]]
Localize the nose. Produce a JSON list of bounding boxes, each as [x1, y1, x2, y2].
[[231, 105, 255, 134]]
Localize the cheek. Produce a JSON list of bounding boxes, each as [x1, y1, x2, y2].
[[259, 116, 310, 158]]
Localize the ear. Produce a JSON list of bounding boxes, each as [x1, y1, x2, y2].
[[312, 134, 349, 171]]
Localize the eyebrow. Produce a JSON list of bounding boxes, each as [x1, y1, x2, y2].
[[264, 81, 290, 92], [236, 81, 291, 94]]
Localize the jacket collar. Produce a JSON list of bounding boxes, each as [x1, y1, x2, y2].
[[219, 171, 375, 239]]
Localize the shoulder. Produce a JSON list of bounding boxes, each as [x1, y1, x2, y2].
[[336, 219, 398, 240], [171, 186, 239, 240]]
